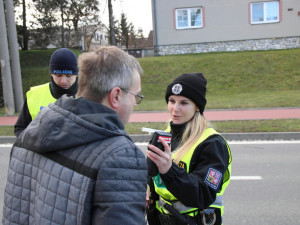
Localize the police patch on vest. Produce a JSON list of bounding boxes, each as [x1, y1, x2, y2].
[[178, 161, 187, 170], [204, 168, 222, 190]]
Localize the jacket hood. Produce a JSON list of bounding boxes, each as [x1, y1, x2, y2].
[[17, 95, 129, 153]]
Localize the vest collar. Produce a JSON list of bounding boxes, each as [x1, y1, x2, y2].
[[170, 122, 187, 151], [50, 76, 78, 99]]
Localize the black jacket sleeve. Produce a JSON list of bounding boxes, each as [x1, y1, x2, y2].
[[160, 135, 229, 210], [14, 98, 32, 137]]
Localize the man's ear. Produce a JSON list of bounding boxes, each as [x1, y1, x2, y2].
[[108, 87, 122, 110]]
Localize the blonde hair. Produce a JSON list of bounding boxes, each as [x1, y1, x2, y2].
[[173, 112, 208, 165]]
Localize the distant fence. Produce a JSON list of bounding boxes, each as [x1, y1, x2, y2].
[[125, 48, 155, 58]]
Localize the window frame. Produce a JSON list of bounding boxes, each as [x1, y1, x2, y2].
[[250, 1, 280, 24], [94, 33, 99, 41], [175, 7, 203, 30]]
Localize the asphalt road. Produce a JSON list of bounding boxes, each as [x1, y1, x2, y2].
[[221, 141, 300, 225], [1, 141, 300, 224], [138, 141, 300, 225]]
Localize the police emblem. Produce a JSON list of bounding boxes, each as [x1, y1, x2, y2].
[[172, 83, 183, 95], [204, 168, 222, 190], [178, 161, 187, 170]]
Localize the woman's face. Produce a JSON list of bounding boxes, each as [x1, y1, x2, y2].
[[167, 95, 197, 124]]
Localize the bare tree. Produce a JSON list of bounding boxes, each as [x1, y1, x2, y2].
[[108, 0, 116, 45], [68, 0, 100, 48], [14, 0, 29, 50], [21, 0, 28, 50], [32, 0, 99, 48]]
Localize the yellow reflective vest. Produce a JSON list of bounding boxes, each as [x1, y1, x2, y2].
[[153, 128, 232, 217], [26, 83, 56, 120]]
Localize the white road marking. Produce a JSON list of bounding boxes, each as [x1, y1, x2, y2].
[[1, 141, 300, 148], [231, 176, 262, 180], [1, 141, 297, 182], [0, 144, 13, 147], [135, 141, 300, 146], [228, 140, 300, 144]]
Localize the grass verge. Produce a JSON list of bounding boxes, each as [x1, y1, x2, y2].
[[0, 49, 299, 135], [1, 119, 298, 136], [124, 119, 300, 134], [12, 48, 300, 112]]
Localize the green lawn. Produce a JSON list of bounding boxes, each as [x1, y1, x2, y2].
[[1, 48, 299, 134], [124, 119, 300, 134], [14, 48, 300, 111], [1, 119, 299, 136], [135, 49, 300, 111]]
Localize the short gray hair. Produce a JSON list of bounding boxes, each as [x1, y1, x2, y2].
[[77, 46, 143, 101]]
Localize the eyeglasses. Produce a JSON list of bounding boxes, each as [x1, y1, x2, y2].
[[120, 88, 144, 104]]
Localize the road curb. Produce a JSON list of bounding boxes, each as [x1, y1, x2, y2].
[[130, 132, 300, 142], [1, 132, 299, 144]]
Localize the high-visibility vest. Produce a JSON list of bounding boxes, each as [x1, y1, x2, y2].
[[26, 83, 56, 120], [153, 128, 232, 217]]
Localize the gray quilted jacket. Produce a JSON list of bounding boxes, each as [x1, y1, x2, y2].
[[2, 96, 147, 225]]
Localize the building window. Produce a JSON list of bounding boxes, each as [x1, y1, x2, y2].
[[175, 7, 202, 29], [251, 1, 279, 24], [94, 34, 99, 41]]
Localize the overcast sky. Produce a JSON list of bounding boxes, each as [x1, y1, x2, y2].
[[14, 0, 153, 37], [100, 0, 153, 36]]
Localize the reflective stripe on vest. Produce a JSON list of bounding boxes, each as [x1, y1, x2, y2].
[[153, 127, 232, 217], [157, 195, 224, 213], [26, 83, 56, 120]]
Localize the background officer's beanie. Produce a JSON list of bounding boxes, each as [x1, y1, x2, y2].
[[49, 48, 78, 75], [165, 73, 207, 114]]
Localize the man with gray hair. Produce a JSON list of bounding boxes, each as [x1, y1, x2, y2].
[[3, 46, 147, 225]]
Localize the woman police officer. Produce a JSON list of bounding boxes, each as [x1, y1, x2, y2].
[[147, 73, 232, 225]]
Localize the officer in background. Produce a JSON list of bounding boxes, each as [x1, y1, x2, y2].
[[14, 48, 78, 137]]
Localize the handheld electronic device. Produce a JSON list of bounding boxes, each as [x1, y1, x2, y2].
[[148, 131, 171, 152], [147, 131, 171, 176]]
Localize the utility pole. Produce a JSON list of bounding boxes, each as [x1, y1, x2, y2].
[[5, 0, 24, 112], [0, 0, 15, 115]]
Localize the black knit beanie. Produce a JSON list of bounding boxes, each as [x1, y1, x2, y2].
[[49, 48, 78, 75], [165, 73, 207, 114]]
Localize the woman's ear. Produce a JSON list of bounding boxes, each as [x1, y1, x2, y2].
[[108, 87, 122, 109]]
